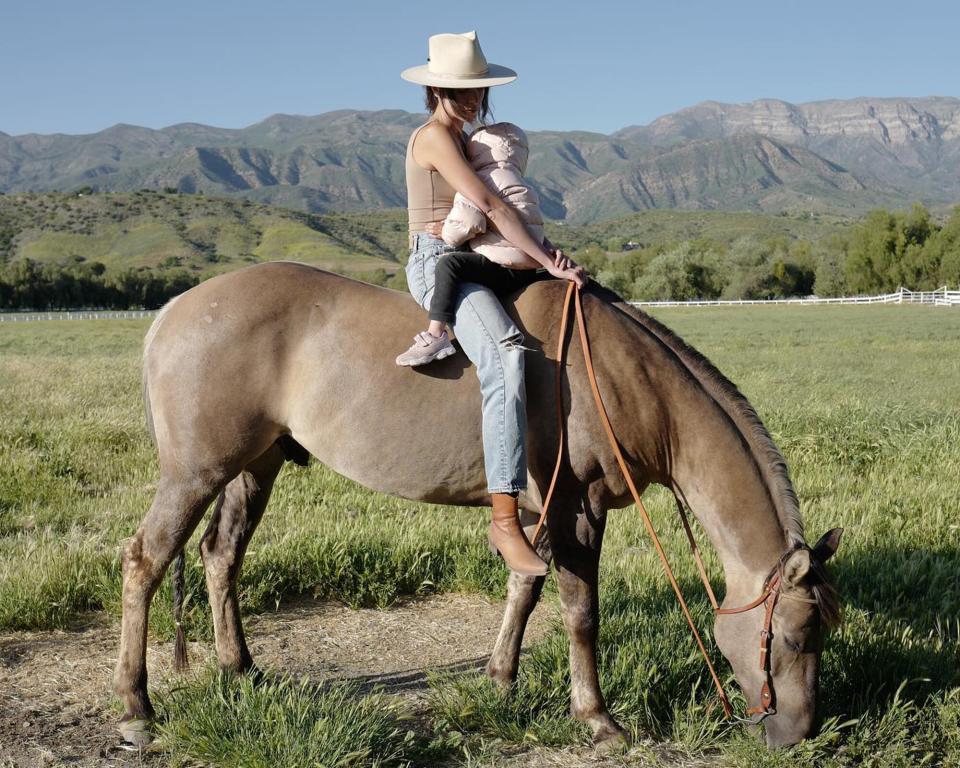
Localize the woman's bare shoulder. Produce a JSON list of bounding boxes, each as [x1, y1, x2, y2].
[[415, 121, 457, 147], [413, 122, 465, 167]]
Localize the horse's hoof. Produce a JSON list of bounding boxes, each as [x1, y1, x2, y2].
[[119, 717, 153, 748], [595, 732, 630, 755], [592, 723, 631, 754], [485, 670, 514, 693]]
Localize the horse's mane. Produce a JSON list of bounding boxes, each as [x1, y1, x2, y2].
[[588, 287, 841, 625], [589, 286, 805, 548]]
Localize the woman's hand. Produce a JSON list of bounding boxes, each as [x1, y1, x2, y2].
[[424, 221, 444, 238]]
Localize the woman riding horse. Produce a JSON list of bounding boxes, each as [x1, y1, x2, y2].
[[398, 31, 585, 575]]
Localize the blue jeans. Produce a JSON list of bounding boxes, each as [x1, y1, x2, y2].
[[406, 233, 527, 494]]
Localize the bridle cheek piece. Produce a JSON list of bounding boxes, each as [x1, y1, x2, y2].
[[716, 571, 783, 721]]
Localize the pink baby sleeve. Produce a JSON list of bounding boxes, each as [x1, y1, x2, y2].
[[441, 193, 487, 247]]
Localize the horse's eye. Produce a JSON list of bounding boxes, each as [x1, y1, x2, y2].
[[784, 636, 803, 654]]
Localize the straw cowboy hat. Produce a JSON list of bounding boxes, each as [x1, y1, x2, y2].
[[401, 31, 517, 88]]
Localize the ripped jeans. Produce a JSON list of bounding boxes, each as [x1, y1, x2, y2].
[[406, 233, 545, 493]]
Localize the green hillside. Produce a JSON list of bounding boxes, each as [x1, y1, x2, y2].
[[545, 208, 855, 252], [2, 190, 956, 310], [2, 190, 859, 279], [0, 190, 407, 277]]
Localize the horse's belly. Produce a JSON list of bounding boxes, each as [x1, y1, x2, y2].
[[285, 324, 491, 506]]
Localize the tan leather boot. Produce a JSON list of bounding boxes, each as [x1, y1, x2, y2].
[[488, 493, 549, 576]]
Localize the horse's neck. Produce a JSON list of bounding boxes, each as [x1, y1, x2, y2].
[[665, 410, 787, 601], [605, 314, 789, 601]]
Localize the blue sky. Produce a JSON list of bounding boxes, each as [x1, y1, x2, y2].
[[2, 0, 957, 137]]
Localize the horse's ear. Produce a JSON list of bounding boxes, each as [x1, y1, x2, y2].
[[812, 528, 843, 563], [782, 547, 811, 587]]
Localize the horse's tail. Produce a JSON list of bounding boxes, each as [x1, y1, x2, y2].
[[142, 369, 157, 447], [172, 548, 188, 672], [142, 294, 181, 446]]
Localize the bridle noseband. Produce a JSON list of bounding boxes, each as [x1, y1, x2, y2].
[[715, 561, 822, 722], [530, 283, 819, 723], [715, 570, 783, 721]]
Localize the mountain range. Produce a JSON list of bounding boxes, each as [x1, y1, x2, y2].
[[1, 97, 957, 223]]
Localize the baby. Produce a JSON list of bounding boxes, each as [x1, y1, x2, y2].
[[441, 122, 544, 269], [396, 122, 558, 367]]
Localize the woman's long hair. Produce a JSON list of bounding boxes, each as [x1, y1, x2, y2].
[[424, 86, 492, 125]]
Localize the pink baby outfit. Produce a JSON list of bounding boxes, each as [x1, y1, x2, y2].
[[441, 122, 543, 268]]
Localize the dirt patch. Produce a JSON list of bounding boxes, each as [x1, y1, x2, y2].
[[244, 593, 546, 689], [0, 595, 712, 767], [0, 594, 557, 767]]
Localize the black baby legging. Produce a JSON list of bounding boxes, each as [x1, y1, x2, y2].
[[428, 252, 547, 324]]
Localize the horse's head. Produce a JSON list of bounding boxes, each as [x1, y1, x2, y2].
[[714, 528, 842, 748]]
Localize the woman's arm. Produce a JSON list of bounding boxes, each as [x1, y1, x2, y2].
[[416, 123, 585, 286]]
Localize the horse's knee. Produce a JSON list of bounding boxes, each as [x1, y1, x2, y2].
[[199, 492, 251, 581], [558, 582, 598, 635], [199, 550, 225, 591], [199, 529, 240, 590], [122, 533, 148, 574], [120, 534, 160, 599]]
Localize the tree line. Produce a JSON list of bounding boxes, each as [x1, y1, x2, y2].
[[576, 204, 960, 302], [0, 203, 957, 309], [0, 258, 198, 310]]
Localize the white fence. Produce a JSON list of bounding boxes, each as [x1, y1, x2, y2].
[[631, 286, 960, 308], [0, 310, 157, 323], [0, 287, 957, 322]]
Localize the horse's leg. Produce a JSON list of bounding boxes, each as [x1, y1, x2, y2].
[[199, 444, 285, 673], [552, 497, 628, 747], [486, 571, 547, 687], [113, 471, 225, 742], [486, 523, 551, 687]]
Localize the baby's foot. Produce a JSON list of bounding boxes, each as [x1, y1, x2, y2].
[[395, 330, 456, 367]]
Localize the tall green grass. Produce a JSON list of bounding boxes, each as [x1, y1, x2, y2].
[[156, 669, 419, 767], [2, 304, 959, 765]]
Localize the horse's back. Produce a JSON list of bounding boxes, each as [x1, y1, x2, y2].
[[144, 262, 490, 500], [141, 263, 636, 504]]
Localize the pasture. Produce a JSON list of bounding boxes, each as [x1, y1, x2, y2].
[[1, 302, 959, 767]]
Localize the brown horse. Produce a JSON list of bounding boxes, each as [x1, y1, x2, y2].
[[113, 261, 841, 749]]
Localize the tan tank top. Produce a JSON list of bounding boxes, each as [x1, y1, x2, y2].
[[406, 122, 459, 247]]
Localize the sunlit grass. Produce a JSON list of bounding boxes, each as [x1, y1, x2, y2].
[[156, 668, 420, 768], [2, 304, 959, 765]]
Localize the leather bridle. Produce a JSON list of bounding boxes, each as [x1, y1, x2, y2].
[[530, 283, 817, 722], [715, 569, 783, 720]]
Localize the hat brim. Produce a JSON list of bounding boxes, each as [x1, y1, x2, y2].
[[400, 63, 517, 88]]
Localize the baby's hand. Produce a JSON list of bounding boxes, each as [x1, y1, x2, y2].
[[547, 262, 587, 288], [547, 249, 587, 286]]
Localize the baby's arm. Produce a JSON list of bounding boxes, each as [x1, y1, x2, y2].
[[414, 121, 584, 287], [441, 193, 487, 247]]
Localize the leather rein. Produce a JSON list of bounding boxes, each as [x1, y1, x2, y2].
[[529, 282, 809, 722]]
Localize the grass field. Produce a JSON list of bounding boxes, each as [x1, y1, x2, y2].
[[1, 302, 959, 766]]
